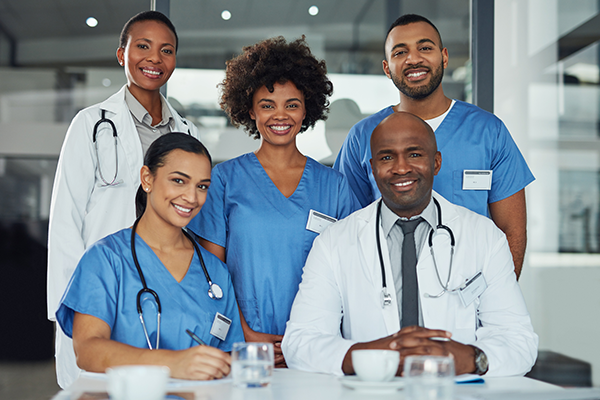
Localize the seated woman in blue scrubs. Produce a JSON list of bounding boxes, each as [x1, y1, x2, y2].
[[187, 36, 360, 366], [56, 133, 244, 380]]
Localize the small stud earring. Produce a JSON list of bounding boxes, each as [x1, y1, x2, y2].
[[145, 187, 149, 192]]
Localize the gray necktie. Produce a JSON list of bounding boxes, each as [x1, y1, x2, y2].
[[397, 218, 423, 328]]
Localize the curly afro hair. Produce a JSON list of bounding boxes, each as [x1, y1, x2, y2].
[[219, 36, 333, 139]]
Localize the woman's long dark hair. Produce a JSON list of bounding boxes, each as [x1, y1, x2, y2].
[[135, 133, 212, 218]]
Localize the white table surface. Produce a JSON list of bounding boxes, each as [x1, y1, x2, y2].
[[52, 369, 600, 400]]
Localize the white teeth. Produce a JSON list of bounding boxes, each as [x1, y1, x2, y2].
[[407, 71, 426, 78], [143, 69, 161, 75], [393, 181, 414, 187], [270, 125, 291, 131], [174, 204, 191, 213]]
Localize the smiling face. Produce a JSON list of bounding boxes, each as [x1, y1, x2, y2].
[[370, 112, 441, 218], [116, 20, 177, 97], [141, 149, 211, 228], [382, 21, 448, 100], [249, 81, 306, 149]]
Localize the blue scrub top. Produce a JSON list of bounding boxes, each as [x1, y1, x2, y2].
[[56, 228, 244, 351], [188, 153, 360, 335], [334, 101, 535, 216]]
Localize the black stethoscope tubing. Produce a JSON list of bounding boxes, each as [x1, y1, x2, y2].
[[130, 217, 222, 349], [375, 197, 456, 306], [93, 109, 192, 187]]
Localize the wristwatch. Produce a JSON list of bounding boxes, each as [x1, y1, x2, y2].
[[473, 346, 489, 375]]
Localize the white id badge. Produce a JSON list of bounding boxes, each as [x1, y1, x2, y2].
[[458, 272, 487, 307], [306, 209, 337, 234], [462, 170, 492, 190], [210, 312, 232, 341]]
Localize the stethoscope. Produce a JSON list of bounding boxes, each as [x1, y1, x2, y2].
[[93, 110, 120, 187], [130, 218, 223, 350], [375, 197, 457, 308], [92, 109, 191, 187]]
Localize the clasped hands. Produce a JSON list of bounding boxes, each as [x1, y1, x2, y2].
[[342, 326, 477, 376]]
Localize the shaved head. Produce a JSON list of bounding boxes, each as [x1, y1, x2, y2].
[[370, 112, 441, 218]]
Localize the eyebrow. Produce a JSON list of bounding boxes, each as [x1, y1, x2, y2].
[[171, 171, 211, 183], [257, 98, 303, 103], [389, 38, 437, 53], [171, 171, 191, 179], [135, 38, 175, 48]]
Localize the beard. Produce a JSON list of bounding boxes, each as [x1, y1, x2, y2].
[[391, 59, 444, 100]]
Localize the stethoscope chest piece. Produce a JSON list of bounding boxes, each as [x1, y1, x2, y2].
[[208, 282, 223, 299]]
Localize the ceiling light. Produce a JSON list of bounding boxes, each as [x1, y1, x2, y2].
[[221, 10, 232, 21], [86, 17, 98, 28], [308, 5, 319, 16]]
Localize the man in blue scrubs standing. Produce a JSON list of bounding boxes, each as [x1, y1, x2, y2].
[[334, 14, 534, 278]]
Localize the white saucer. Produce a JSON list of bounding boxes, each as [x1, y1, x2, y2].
[[340, 376, 405, 393]]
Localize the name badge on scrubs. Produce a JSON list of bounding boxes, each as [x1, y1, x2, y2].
[[210, 312, 232, 341], [462, 170, 492, 190], [306, 209, 337, 234], [458, 272, 487, 307]]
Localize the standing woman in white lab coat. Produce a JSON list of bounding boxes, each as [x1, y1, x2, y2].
[[47, 10, 198, 388]]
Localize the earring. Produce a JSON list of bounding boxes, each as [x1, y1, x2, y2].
[[145, 187, 149, 192]]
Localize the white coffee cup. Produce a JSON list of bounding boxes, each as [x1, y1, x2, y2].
[[352, 350, 400, 382], [106, 365, 170, 400]]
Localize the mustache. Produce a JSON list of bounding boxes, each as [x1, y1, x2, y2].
[[403, 65, 431, 73]]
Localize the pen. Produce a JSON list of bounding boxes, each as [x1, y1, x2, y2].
[[186, 329, 206, 346], [429, 337, 451, 342]]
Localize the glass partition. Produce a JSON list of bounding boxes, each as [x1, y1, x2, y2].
[[495, 0, 600, 385]]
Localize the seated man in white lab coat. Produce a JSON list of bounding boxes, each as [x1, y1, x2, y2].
[[282, 112, 538, 377]]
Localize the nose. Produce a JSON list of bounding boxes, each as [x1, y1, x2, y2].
[[404, 49, 423, 65], [273, 106, 288, 120], [181, 183, 198, 205], [146, 48, 162, 63], [391, 155, 412, 175]]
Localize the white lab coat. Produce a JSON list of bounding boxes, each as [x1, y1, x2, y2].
[[282, 192, 538, 377], [47, 85, 199, 388]]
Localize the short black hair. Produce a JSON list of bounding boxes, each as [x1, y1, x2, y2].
[[119, 10, 179, 51], [219, 36, 333, 139], [386, 14, 443, 49], [135, 133, 211, 218]]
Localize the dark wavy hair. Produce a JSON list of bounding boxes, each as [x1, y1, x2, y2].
[[119, 10, 179, 51], [219, 36, 333, 139], [135, 133, 211, 218]]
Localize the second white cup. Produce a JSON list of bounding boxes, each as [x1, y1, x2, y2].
[[352, 349, 400, 382]]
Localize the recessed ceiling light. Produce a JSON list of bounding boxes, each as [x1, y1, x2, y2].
[[221, 10, 232, 21], [86, 17, 98, 28], [308, 5, 319, 16]]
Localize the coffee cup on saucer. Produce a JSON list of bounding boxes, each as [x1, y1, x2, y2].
[[106, 365, 170, 400], [352, 350, 400, 382]]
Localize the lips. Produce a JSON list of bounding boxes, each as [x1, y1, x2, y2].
[[141, 67, 163, 79], [173, 203, 193, 217], [404, 67, 429, 82], [390, 179, 417, 191], [268, 124, 292, 135]]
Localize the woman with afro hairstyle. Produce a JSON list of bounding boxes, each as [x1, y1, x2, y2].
[[187, 36, 359, 366]]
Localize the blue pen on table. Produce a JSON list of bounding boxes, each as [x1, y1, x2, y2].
[[186, 329, 206, 346]]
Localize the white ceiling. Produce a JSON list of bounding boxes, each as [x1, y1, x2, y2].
[[0, 0, 470, 72]]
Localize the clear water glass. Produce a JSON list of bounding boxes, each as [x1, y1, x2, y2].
[[404, 355, 455, 400], [231, 342, 274, 388]]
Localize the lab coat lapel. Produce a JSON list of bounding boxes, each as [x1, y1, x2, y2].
[[357, 202, 401, 335], [99, 85, 143, 186]]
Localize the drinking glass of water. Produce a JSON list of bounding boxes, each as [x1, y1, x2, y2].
[[231, 342, 274, 388], [404, 355, 455, 400]]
